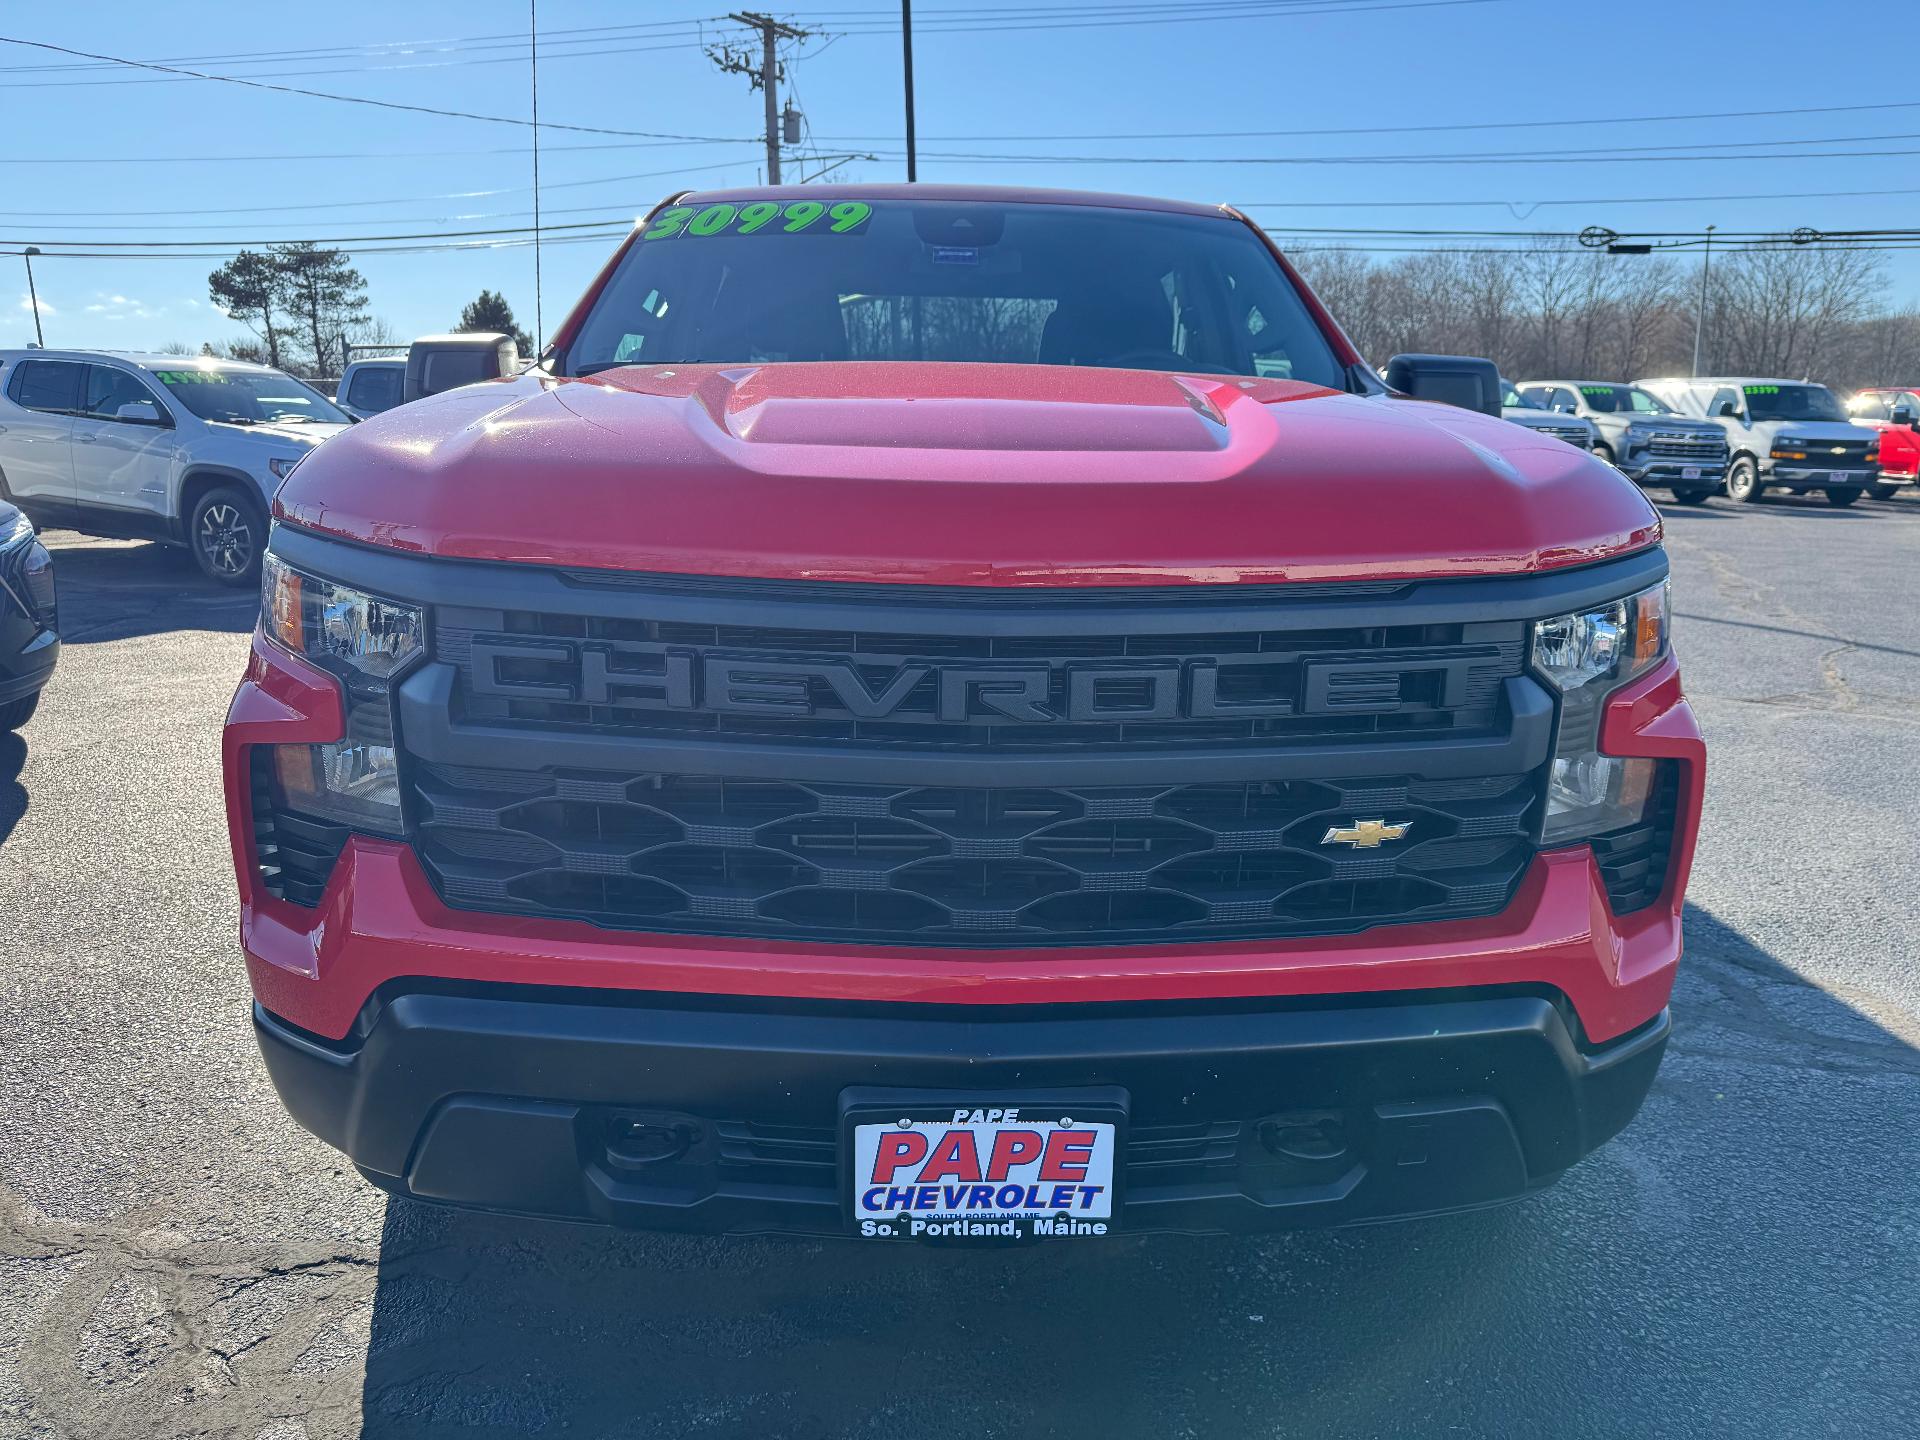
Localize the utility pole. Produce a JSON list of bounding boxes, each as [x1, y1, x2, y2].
[[711, 14, 809, 185], [529, 0, 544, 353], [1691, 224, 1715, 378], [902, 0, 917, 181], [21, 247, 43, 346]]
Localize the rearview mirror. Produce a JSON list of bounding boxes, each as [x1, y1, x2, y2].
[[1383, 353, 1502, 417]]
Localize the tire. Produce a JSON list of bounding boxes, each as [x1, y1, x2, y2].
[[1671, 487, 1713, 505], [1725, 456, 1763, 503], [187, 485, 267, 586], [1869, 484, 1899, 501], [1824, 487, 1862, 508], [0, 693, 38, 731]]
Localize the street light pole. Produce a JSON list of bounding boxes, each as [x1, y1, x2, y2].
[[902, 0, 917, 182], [22, 247, 43, 347], [1691, 225, 1714, 378]]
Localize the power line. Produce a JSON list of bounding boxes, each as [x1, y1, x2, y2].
[[0, 35, 720, 89], [814, 0, 1510, 33], [812, 97, 1920, 145], [883, 142, 1920, 165], [22, 92, 1920, 168], [0, 158, 765, 223], [0, 35, 746, 141], [1234, 185, 1920, 212], [0, 15, 725, 73]]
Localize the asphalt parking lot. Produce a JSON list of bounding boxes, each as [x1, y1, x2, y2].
[[2, 493, 1918, 1439]]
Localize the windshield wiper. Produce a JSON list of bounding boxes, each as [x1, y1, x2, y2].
[[574, 360, 644, 376]]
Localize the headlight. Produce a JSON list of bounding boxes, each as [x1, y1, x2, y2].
[[259, 552, 423, 835], [268, 455, 302, 481], [0, 510, 55, 628], [1532, 580, 1668, 846]]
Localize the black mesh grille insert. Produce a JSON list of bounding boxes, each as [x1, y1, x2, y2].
[[249, 749, 350, 907], [411, 763, 1540, 946], [1590, 762, 1680, 915]]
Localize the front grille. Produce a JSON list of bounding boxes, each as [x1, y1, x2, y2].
[[1776, 438, 1874, 468], [1530, 424, 1591, 448], [1646, 432, 1727, 461], [409, 762, 1538, 946], [1590, 763, 1680, 915], [249, 750, 349, 906], [436, 607, 1527, 753]]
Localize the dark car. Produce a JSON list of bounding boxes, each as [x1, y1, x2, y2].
[[0, 501, 57, 729]]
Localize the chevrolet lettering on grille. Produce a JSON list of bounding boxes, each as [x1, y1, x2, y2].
[[465, 638, 1487, 724]]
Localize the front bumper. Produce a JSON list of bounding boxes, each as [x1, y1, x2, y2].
[[254, 985, 1670, 1236], [1619, 459, 1727, 486], [0, 614, 56, 704], [1764, 463, 1876, 489], [225, 636, 1704, 1048]]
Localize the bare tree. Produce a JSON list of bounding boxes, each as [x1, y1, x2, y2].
[[1291, 239, 1908, 393]]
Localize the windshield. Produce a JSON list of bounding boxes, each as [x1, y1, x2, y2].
[[564, 197, 1346, 385], [1502, 383, 1545, 409], [154, 367, 348, 426], [1742, 383, 1846, 423], [1578, 384, 1674, 415]]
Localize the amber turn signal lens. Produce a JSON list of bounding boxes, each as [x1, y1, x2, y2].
[[1631, 580, 1667, 673], [262, 552, 304, 654]]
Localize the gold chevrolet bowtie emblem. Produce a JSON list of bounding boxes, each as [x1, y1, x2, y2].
[[1320, 819, 1412, 849]]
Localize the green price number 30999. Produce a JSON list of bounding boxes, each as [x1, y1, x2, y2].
[[643, 200, 872, 241]]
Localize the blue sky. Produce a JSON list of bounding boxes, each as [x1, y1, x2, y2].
[[7, 0, 1919, 359]]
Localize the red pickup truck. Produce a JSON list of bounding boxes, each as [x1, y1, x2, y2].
[[1846, 386, 1920, 497], [225, 186, 1703, 1240]]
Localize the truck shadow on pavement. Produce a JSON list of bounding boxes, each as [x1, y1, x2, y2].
[[346, 903, 1920, 1440], [0, 732, 24, 846]]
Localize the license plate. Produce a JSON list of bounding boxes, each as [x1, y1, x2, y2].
[[847, 1098, 1121, 1240], [1829, 471, 1848, 484], [1681, 466, 1702, 480]]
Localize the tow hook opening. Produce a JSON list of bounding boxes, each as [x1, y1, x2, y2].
[[603, 1112, 702, 1167]]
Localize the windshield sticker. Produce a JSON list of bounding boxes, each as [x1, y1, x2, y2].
[[156, 371, 231, 384], [1580, 386, 1615, 397], [1743, 385, 1781, 395], [642, 200, 872, 240]]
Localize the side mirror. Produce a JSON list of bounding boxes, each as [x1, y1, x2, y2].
[[1383, 353, 1502, 418], [1714, 401, 1740, 419], [115, 399, 164, 424], [1891, 406, 1916, 428]]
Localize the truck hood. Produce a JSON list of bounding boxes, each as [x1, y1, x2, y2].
[[213, 419, 351, 449], [1748, 419, 1878, 442], [276, 363, 1660, 587], [1501, 408, 1592, 431], [1621, 416, 1722, 433]]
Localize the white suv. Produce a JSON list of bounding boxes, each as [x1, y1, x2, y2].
[[0, 350, 351, 583]]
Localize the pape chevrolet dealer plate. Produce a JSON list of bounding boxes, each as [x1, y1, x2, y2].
[[843, 1091, 1125, 1240]]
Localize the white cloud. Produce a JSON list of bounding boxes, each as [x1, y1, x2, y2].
[[17, 291, 53, 316], [79, 290, 161, 321]]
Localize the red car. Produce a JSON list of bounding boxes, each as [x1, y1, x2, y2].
[[1846, 387, 1920, 497], [225, 187, 1703, 1240]]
